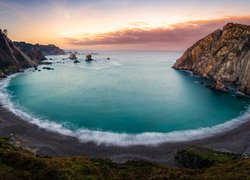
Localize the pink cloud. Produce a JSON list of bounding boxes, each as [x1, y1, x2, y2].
[[64, 16, 250, 50]]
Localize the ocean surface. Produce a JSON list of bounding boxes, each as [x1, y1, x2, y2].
[[1, 51, 250, 146]]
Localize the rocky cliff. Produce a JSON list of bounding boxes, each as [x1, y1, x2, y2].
[[14, 42, 65, 57], [0, 30, 37, 76], [13, 42, 46, 63], [173, 23, 250, 94]]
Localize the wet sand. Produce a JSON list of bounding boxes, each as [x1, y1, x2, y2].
[[0, 105, 249, 166]]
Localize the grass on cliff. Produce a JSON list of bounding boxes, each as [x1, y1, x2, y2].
[[0, 136, 249, 180], [181, 145, 239, 163]]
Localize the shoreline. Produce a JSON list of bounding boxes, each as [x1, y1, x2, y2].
[[0, 105, 249, 166], [0, 70, 249, 166]]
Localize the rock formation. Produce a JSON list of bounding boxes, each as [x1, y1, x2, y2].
[[85, 54, 93, 62], [14, 42, 65, 56], [175, 146, 239, 169], [69, 53, 77, 60], [173, 23, 250, 94], [13, 42, 46, 63], [0, 30, 37, 76]]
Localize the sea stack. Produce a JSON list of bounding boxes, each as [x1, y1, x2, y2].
[[173, 23, 250, 95], [69, 53, 77, 60], [85, 54, 94, 62]]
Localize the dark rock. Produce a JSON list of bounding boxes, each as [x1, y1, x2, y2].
[[0, 73, 7, 78], [85, 54, 94, 62], [40, 62, 52, 65], [175, 146, 240, 169], [17, 69, 24, 73], [42, 66, 53, 70], [69, 53, 77, 60]]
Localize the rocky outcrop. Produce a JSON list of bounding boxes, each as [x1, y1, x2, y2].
[[14, 42, 65, 56], [175, 146, 239, 169], [69, 53, 77, 60], [0, 30, 37, 76], [173, 23, 250, 94], [85, 54, 94, 62], [13, 42, 46, 63]]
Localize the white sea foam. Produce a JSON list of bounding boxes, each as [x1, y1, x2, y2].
[[0, 74, 250, 147]]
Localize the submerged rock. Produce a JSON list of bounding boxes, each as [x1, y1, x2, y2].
[[173, 23, 250, 95], [40, 61, 53, 65], [42, 67, 54, 70]]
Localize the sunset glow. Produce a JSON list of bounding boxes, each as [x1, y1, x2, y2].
[[1, 0, 250, 50]]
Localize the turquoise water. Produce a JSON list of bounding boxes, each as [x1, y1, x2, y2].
[[3, 51, 250, 144]]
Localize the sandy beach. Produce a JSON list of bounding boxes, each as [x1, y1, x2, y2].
[[0, 104, 249, 167]]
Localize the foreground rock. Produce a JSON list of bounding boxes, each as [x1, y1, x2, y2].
[[173, 23, 250, 94], [175, 146, 240, 169], [0, 30, 37, 76]]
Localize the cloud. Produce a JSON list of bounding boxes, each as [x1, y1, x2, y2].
[[64, 16, 250, 50]]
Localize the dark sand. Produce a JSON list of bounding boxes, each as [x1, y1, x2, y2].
[[0, 105, 249, 166]]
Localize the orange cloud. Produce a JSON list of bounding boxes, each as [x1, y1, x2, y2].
[[64, 16, 250, 50]]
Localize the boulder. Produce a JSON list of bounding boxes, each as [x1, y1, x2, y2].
[[175, 146, 240, 169]]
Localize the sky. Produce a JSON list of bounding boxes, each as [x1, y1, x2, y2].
[[0, 0, 250, 50]]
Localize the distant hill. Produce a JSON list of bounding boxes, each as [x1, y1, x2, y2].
[[0, 30, 37, 76], [13, 42, 46, 63], [14, 42, 65, 59]]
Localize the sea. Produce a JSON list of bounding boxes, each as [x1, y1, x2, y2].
[[0, 51, 249, 146]]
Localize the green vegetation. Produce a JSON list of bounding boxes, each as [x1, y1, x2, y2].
[[181, 145, 239, 163], [0, 137, 249, 179], [0, 66, 17, 75]]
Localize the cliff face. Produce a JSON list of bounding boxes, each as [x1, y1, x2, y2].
[[13, 42, 46, 63], [173, 23, 250, 94], [14, 42, 65, 57], [0, 31, 37, 76]]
